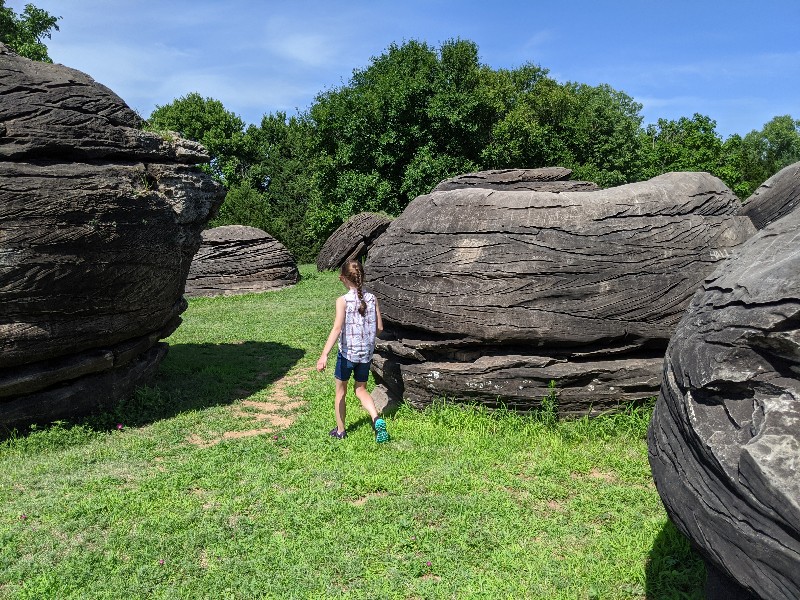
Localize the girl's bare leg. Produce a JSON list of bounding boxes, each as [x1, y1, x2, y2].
[[334, 378, 348, 432], [353, 381, 379, 422]]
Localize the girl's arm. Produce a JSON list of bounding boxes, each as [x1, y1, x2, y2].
[[375, 297, 384, 336], [317, 296, 346, 372]]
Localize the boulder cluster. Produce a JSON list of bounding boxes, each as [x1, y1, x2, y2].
[[365, 170, 755, 415], [0, 44, 224, 429]]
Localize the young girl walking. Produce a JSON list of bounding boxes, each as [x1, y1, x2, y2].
[[316, 259, 389, 443]]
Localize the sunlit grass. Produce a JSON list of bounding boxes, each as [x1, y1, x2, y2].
[[0, 266, 704, 599]]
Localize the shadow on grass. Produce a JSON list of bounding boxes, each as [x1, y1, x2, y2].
[[645, 518, 706, 599], [3, 341, 305, 438], [104, 340, 306, 428]]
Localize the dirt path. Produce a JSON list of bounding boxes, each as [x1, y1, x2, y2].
[[187, 366, 314, 448]]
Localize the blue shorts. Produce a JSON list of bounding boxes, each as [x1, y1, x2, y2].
[[334, 352, 371, 382]]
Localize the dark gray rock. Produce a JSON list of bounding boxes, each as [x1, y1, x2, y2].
[[648, 201, 800, 600], [366, 172, 756, 414], [432, 167, 599, 192], [185, 225, 299, 297], [739, 161, 800, 230], [316, 212, 392, 271], [0, 44, 223, 431]]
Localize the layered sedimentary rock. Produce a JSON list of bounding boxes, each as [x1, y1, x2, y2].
[[367, 172, 756, 415], [432, 167, 599, 193], [739, 160, 800, 230], [0, 44, 224, 429], [648, 201, 800, 600], [316, 212, 391, 271], [185, 225, 298, 297]]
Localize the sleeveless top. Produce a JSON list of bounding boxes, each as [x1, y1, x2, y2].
[[338, 288, 377, 363]]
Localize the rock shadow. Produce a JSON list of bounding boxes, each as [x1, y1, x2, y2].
[[645, 519, 705, 599], [3, 341, 304, 438]]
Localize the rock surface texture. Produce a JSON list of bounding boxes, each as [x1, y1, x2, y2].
[[185, 225, 298, 297], [366, 172, 756, 415], [648, 201, 800, 600], [432, 167, 600, 193], [739, 160, 800, 230], [316, 212, 391, 271], [0, 44, 224, 430]]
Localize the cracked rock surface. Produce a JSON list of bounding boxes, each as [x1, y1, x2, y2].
[[316, 212, 391, 271], [648, 199, 800, 600], [366, 171, 756, 414], [185, 225, 298, 297], [0, 44, 224, 430]]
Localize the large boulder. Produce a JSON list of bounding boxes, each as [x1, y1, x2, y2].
[[316, 212, 391, 271], [366, 172, 756, 414], [432, 167, 600, 193], [648, 200, 800, 600], [185, 225, 299, 297], [739, 160, 800, 230], [0, 44, 224, 430]]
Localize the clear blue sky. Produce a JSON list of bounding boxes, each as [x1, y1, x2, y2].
[[16, 0, 800, 138]]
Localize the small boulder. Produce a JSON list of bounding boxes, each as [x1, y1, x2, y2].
[[316, 212, 391, 271], [185, 225, 299, 297]]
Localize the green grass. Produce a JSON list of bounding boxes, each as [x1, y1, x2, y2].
[[0, 266, 704, 599]]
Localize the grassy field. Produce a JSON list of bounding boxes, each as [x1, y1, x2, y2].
[[0, 266, 705, 599]]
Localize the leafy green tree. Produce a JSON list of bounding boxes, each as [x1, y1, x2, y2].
[[212, 112, 319, 261], [149, 93, 247, 187], [737, 115, 800, 197], [0, 0, 59, 62]]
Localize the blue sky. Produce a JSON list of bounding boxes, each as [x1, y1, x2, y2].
[[15, 0, 800, 138]]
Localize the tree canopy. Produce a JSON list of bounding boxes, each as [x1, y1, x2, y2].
[[0, 0, 59, 62], [147, 39, 800, 262]]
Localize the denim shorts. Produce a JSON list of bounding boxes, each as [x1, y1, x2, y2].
[[334, 352, 371, 382]]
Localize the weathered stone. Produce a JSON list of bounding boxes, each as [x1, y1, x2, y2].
[[185, 225, 299, 297], [366, 172, 756, 413], [316, 212, 391, 271], [648, 202, 800, 600], [739, 160, 800, 229], [0, 44, 223, 430], [432, 167, 600, 192]]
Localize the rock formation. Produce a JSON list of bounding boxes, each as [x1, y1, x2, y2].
[[366, 172, 756, 415], [0, 44, 224, 430], [648, 200, 800, 600], [316, 212, 391, 271], [185, 225, 298, 297], [739, 160, 800, 230], [432, 167, 600, 193]]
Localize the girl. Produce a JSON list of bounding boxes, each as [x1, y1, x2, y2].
[[316, 260, 389, 443]]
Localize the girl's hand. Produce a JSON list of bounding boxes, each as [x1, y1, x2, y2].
[[316, 355, 327, 372]]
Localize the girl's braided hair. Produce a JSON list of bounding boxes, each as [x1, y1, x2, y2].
[[341, 259, 367, 316]]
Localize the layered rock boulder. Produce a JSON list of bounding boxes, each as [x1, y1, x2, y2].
[[316, 212, 391, 271], [648, 201, 800, 600], [739, 160, 800, 230], [0, 44, 224, 430], [366, 172, 757, 415], [185, 225, 298, 297], [432, 167, 600, 193]]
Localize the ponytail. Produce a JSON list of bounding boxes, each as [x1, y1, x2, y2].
[[341, 260, 367, 316]]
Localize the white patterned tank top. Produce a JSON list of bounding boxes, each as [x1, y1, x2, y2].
[[338, 288, 377, 363]]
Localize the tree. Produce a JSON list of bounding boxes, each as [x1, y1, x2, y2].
[[148, 93, 247, 187], [737, 115, 800, 197], [0, 0, 59, 62]]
